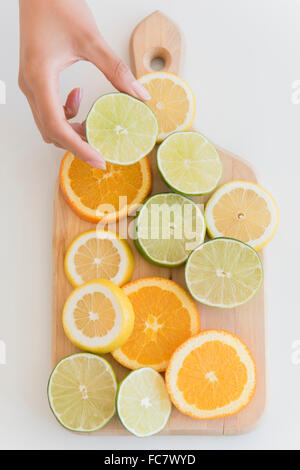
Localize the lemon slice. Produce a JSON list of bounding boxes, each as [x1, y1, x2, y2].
[[117, 367, 171, 437], [157, 131, 222, 195], [138, 72, 196, 141], [205, 181, 279, 250], [135, 193, 206, 267], [48, 353, 117, 432], [64, 229, 134, 288], [86, 93, 158, 165], [63, 280, 134, 353], [185, 238, 263, 308]]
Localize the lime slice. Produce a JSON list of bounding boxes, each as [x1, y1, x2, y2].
[[86, 93, 158, 165], [157, 131, 222, 195], [185, 238, 263, 308], [135, 193, 206, 267], [117, 367, 171, 437], [48, 353, 117, 432]]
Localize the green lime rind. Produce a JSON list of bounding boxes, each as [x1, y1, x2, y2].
[[47, 353, 117, 433], [134, 236, 176, 268], [116, 368, 171, 437], [86, 92, 158, 166], [135, 192, 206, 267], [157, 131, 223, 196], [185, 237, 264, 309]]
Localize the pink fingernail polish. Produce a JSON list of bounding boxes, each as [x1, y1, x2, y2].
[[75, 88, 83, 108], [96, 161, 106, 170], [132, 81, 151, 101]]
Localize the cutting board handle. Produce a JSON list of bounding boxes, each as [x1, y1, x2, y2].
[[130, 10, 182, 78]]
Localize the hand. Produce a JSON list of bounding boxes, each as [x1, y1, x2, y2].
[[18, 0, 150, 169]]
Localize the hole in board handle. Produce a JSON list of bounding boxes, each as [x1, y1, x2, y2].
[[143, 47, 171, 73], [150, 57, 165, 71]]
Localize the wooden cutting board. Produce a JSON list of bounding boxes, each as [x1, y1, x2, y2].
[[52, 11, 266, 435]]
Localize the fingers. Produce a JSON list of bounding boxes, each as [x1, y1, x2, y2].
[[20, 72, 106, 169], [64, 88, 87, 139], [64, 87, 83, 119], [54, 125, 106, 169], [89, 36, 150, 101], [70, 121, 86, 140]]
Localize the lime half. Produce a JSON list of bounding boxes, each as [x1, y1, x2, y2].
[[117, 367, 171, 437], [157, 131, 222, 195], [185, 238, 263, 308], [86, 93, 158, 165], [135, 193, 206, 267], [48, 353, 117, 432]]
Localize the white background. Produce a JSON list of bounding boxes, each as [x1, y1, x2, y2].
[[0, 0, 299, 450]]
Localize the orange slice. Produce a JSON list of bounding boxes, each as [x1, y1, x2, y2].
[[166, 330, 256, 419], [59, 152, 152, 224], [112, 277, 200, 371]]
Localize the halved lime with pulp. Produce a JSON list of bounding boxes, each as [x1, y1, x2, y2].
[[48, 353, 117, 432], [185, 238, 263, 308], [117, 367, 171, 437], [86, 93, 158, 165], [135, 193, 206, 267], [157, 131, 222, 195]]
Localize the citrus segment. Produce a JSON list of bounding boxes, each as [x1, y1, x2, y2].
[[185, 238, 263, 308], [63, 280, 134, 353], [48, 353, 117, 432], [59, 152, 152, 223], [86, 93, 158, 165], [64, 229, 134, 287], [157, 131, 222, 195], [117, 367, 171, 437], [205, 181, 279, 250], [112, 277, 200, 371], [138, 72, 195, 141], [135, 193, 206, 267], [166, 330, 256, 419]]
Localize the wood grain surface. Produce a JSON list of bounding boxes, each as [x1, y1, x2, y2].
[[52, 11, 266, 435]]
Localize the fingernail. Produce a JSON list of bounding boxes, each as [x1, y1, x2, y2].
[[74, 88, 83, 108], [65, 105, 72, 116], [131, 81, 151, 101], [87, 159, 106, 170]]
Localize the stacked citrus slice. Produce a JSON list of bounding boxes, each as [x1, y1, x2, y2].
[[138, 72, 196, 141], [112, 277, 200, 371], [60, 152, 151, 223], [63, 280, 134, 353], [64, 229, 134, 287]]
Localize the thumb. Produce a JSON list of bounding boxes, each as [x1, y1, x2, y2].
[[89, 38, 150, 101]]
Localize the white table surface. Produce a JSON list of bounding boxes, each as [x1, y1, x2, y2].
[[0, 0, 299, 450]]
